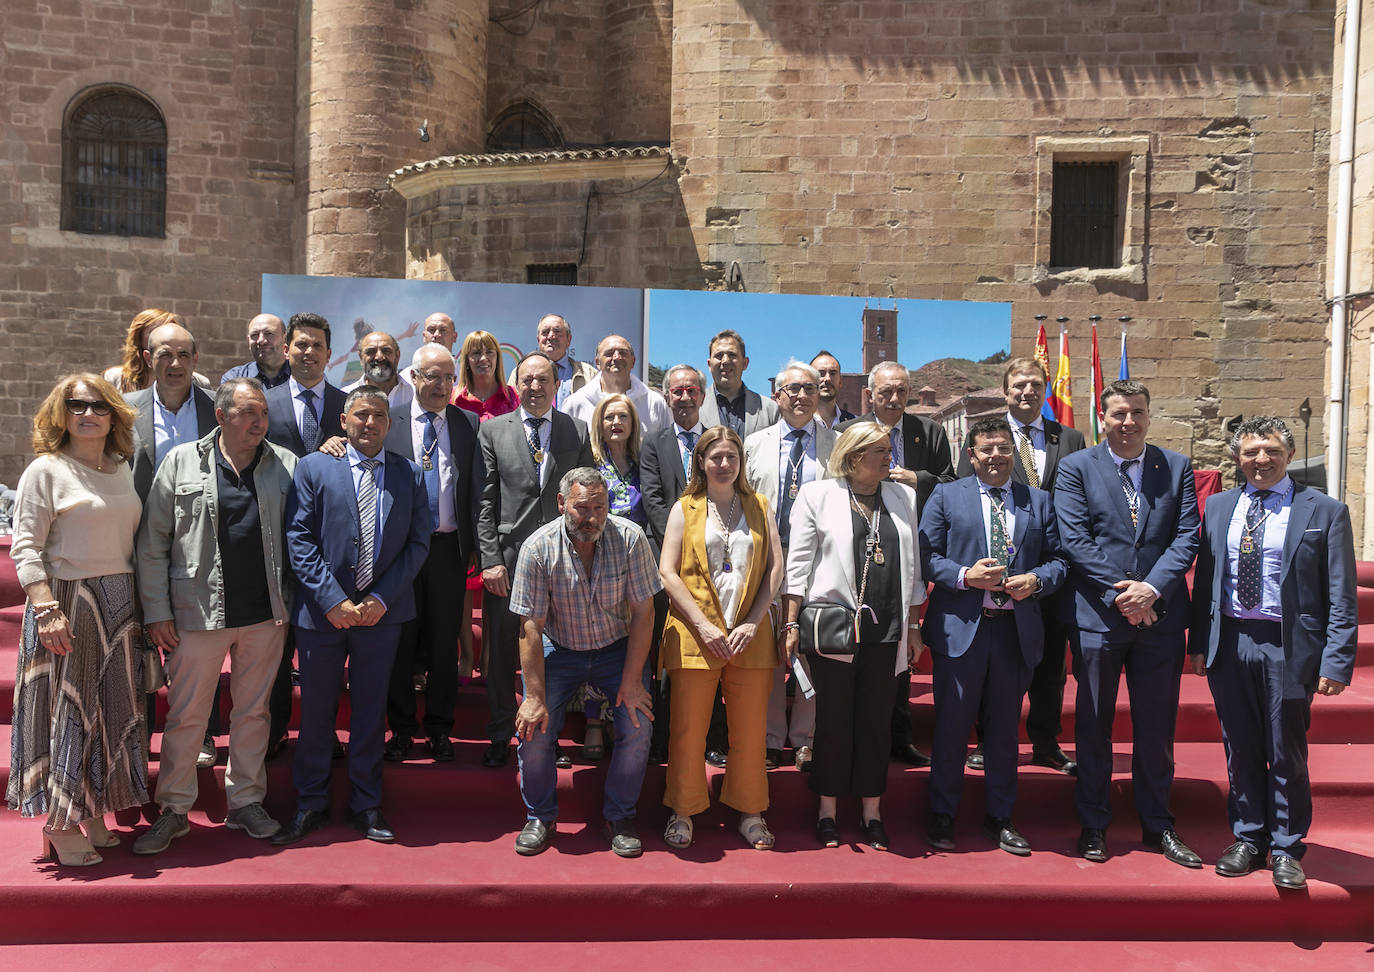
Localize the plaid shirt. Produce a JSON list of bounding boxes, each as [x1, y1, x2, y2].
[[510, 515, 662, 650]]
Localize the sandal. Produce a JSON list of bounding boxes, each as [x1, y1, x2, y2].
[[42, 826, 102, 867], [740, 814, 774, 851], [82, 815, 120, 848], [582, 721, 606, 761], [663, 813, 693, 849]]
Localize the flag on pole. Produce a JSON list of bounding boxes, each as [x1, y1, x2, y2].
[[1089, 323, 1105, 444], [1034, 323, 1055, 421], [1118, 325, 1130, 380], [1047, 326, 1074, 426]]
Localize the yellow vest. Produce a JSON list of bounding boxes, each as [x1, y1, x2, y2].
[[661, 489, 778, 671]]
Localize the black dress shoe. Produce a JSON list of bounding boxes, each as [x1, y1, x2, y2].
[[815, 816, 840, 848], [383, 734, 412, 762], [647, 744, 668, 766], [764, 748, 782, 770], [271, 809, 330, 846], [893, 743, 932, 768], [1030, 746, 1077, 776], [515, 818, 552, 856], [426, 735, 455, 763], [926, 813, 956, 851], [332, 734, 346, 760], [1216, 840, 1266, 877], [351, 807, 396, 843], [1078, 827, 1108, 863], [1143, 828, 1202, 869], [1271, 854, 1307, 890], [705, 748, 728, 768], [481, 741, 509, 768], [984, 815, 1031, 856], [965, 744, 985, 771], [860, 818, 889, 851], [555, 746, 572, 770]]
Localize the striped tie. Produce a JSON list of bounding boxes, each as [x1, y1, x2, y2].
[[355, 457, 381, 592], [1018, 426, 1039, 488]]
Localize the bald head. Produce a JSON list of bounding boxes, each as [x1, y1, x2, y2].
[[358, 330, 401, 390], [144, 323, 198, 403], [423, 312, 457, 351], [247, 313, 287, 374]]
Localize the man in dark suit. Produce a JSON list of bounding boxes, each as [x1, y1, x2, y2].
[[957, 357, 1086, 775], [273, 387, 431, 845], [382, 344, 479, 764], [265, 312, 346, 459], [476, 352, 595, 768], [262, 311, 347, 754], [698, 329, 779, 438], [1054, 379, 1201, 869], [920, 417, 1067, 855], [640, 364, 707, 548], [842, 360, 956, 766], [1189, 417, 1357, 891], [810, 350, 857, 429], [127, 321, 217, 502]]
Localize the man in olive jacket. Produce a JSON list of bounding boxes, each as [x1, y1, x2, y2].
[[133, 378, 298, 854]]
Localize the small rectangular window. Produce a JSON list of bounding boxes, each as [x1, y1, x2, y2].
[[526, 263, 578, 286], [1050, 161, 1118, 269]]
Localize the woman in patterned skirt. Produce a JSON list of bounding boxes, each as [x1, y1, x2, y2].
[[7, 373, 149, 866]]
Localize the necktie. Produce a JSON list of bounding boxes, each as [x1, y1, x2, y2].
[[680, 430, 697, 479], [1119, 458, 1139, 528], [421, 411, 441, 530], [888, 425, 902, 470], [355, 457, 381, 592], [989, 487, 1010, 607], [1018, 426, 1040, 489], [299, 388, 320, 453], [777, 427, 806, 547], [1237, 490, 1272, 610], [525, 416, 544, 462]]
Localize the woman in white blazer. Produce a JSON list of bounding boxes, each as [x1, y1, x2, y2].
[[782, 422, 925, 850]]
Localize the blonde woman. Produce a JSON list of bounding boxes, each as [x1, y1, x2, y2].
[[659, 427, 783, 850], [7, 374, 150, 865], [452, 329, 518, 420]]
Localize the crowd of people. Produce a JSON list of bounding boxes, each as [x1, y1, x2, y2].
[[4, 307, 1356, 892]]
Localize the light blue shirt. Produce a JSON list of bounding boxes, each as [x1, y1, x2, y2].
[[152, 388, 200, 470], [552, 356, 574, 409], [1222, 476, 1292, 622], [777, 419, 820, 497], [958, 478, 1020, 610], [288, 375, 327, 438], [888, 417, 905, 469], [346, 442, 388, 605]]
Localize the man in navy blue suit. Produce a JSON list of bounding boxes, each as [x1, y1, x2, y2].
[[273, 387, 431, 846], [1054, 379, 1201, 868], [1189, 417, 1357, 890], [920, 417, 1067, 856]]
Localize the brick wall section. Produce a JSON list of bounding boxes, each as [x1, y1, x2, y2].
[[299, 0, 488, 279], [0, 0, 298, 485], [672, 0, 1334, 469], [405, 170, 700, 290]]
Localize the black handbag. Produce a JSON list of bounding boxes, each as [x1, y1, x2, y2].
[[798, 600, 859, 656]]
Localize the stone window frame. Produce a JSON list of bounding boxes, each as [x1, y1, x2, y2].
[[486, 100, 564, 153], [1033, 135, 1149, 286], [61, 84, 167, 238]]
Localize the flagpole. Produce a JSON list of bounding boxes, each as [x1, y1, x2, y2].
[[1118, 316, 1131, 381]]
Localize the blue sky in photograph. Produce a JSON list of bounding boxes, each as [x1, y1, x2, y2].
[[645, 289, 1010, 380]]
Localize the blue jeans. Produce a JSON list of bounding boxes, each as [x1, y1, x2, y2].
[[517, 638, 652, 824]]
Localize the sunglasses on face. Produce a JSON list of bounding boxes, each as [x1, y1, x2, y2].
[[65, 399, 112, 417]]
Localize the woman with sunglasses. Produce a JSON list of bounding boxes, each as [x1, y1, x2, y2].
[[7, 374, 149, 866]]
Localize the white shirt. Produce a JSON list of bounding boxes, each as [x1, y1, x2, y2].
[[346, 443, 387, 590], [344, 376, 414, 412], [288, 375, 328, 438], [411, 401, 456, 533], [1222, 476, 1292, 622], [674, 421, 705, 479], [152, 386, 200, 470], [519, 405, 555, 489], [957, 478, 1019, 610], [563, 373, 672, 437], [1008, 412, 1047, 482]]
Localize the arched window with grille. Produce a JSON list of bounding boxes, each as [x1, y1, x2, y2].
[[485, 101, 563, 153], [62, 88, 167, 237]]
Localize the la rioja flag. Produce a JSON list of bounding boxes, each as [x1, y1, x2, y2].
[[1089, 323, 1105, 444]]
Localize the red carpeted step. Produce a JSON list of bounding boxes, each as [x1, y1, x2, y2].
[[0, 538, 22, 610], [1357, 560, 1374, 588], [1359, 585, 1374, 624]]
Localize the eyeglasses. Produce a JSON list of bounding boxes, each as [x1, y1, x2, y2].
[[974, 445, 1015, 457], [779, 382, 819, 396], [415, 370, 456, 384], [65, 399, 112, 417]]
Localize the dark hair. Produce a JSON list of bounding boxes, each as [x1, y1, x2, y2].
[[514, 350, 555, 383], [1229, 416, 1295, 455], [214, 377, 266, 413], [1001, 356, 1047, 389], [287, 312, 332, 351], [968, 416, 1013, 445], [708, 329, 746, 358], [811, 349, 840, 367], [343, 386, 389, 415], [1100, 378, 1150, 412]]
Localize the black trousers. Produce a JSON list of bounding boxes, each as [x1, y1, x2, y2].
[[484, 590, 521, 744], [388, 531, 463, 739], [810, 642, 899, 798]]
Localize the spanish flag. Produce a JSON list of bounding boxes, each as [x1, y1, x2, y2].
[[1047, 325, 1073, 426]]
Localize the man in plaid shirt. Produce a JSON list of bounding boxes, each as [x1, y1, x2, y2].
[[508, 466, 663, 858]]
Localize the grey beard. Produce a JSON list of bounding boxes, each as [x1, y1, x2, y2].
[[364, 361, 396, 385]]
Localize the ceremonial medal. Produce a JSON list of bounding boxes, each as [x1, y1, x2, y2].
[[421, 456, 433, 471], [1239, 535, 1255, 555], [788, 483, 798, 500], [873, 544, 885, 566], [533, 449, 545, 464]]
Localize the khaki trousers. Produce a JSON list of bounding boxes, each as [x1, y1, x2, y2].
[[664, 664, 773, 816], [156, 619, 285, 814]]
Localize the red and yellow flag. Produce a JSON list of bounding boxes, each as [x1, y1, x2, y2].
[[1047, 326, 1073, 426]]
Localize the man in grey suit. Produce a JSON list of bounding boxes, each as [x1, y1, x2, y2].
[[128, 322, 217, 503], [476, 352, 595, 767], [698, 329, 779, 439], [744, 360, 835, 772]]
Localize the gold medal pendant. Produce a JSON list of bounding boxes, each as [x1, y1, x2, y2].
[[533, 449, 545, 464], [1239, 535, 1255, 555], [422, 456, 433, 471], [873, 544, 885, 566], [788, 483, 798, 500]]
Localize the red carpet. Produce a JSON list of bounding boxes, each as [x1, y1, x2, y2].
[[1, 548, 1372, 955]]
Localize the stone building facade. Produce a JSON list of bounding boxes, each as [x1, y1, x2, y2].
[[1, 0, 1344, 536]]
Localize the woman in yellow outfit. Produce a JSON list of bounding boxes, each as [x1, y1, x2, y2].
[[659, 426, 784, 850]]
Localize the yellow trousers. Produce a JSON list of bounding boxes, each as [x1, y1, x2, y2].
[[663, 664, 774, 816]]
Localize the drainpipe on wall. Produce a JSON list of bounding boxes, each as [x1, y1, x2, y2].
[[1331, 0, 1360, 506]]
